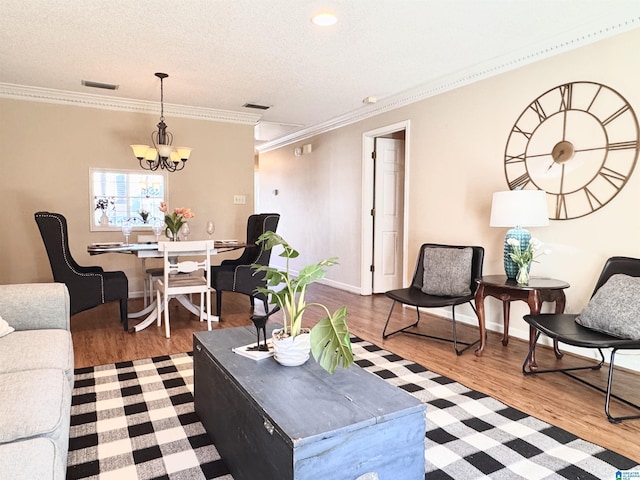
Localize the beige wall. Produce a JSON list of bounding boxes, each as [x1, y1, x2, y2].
[[258, 28, 640, 368], [1, 98, 256, 292]]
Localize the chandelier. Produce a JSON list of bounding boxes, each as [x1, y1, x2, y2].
[[130, 73, 192, 172]]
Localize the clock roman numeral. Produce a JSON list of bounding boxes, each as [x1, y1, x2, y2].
[[528, 100, 547, 122], [602, 104, 630, 126], [512, 125, 532, 139], [505, 152, 526, 164], [559, 84, 572, 111], [607, 140, 638, 151], [585, 84, 603, 113], [555, 194, 567, 220], [583, 186, 603, 212], [599, 166, 628, 189], [508, 173, 531, 190]]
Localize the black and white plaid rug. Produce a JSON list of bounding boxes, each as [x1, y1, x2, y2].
[[67, 337, 639, 479]]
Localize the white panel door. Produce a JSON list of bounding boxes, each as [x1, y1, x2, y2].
[[373, 138, 405, 293]]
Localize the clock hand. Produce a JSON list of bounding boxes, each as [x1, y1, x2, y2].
[[546, 144, 570, 172], [572, 145, 606, 154]]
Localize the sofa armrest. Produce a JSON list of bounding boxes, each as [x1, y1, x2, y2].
[[0, 283, 70, 331]]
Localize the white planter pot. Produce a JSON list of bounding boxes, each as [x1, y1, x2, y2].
[[272, 328, 311, 367]]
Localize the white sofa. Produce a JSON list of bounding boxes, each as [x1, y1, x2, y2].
[[0, 283, 74, 480]]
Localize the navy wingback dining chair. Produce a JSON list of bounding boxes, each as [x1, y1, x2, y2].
[[34, 211, 129, 330], [210, 213, 280, 320]]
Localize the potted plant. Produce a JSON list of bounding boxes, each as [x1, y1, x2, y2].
[[252, 231, 353, 374]]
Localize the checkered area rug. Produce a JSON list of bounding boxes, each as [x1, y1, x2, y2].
[[67, 337, 639, 479]]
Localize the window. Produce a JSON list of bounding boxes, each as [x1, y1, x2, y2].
[[90, 168, 167, 231]]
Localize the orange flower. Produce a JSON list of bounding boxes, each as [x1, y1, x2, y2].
[[160, 204, 194, 240]]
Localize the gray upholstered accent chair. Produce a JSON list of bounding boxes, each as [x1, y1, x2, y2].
[[523, 256, 640, 423], [382, 243, 485, 355]]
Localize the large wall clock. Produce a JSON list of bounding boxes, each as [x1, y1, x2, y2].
[[504, 81, 639, 220]]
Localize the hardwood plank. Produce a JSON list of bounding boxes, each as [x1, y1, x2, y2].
[[70, 284, 640, 462]]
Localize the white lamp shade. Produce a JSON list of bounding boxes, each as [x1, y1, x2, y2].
[[157, 144, 173, 158], [131, 144, 150, 159], [490, 190, 549, 227], [144, 148, 158, 161], [175, 147, 192, 160]]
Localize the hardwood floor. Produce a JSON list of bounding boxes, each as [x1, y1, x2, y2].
[[71, 283, 640, 462]]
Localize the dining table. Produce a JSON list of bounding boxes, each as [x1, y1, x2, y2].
[[88, 240, 250, 333]]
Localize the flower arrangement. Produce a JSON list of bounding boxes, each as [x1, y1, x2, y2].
[[95, 196, 114, 211], [159, 202, 194, 240], [138, 209, 150, 223], [507, 237, 549, 284], [506, 237, 542, 268]]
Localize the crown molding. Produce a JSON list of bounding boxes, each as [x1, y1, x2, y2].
[[0, 82, 261, 125], [257, 14, 640, 152], [2, 12, 639, 148]]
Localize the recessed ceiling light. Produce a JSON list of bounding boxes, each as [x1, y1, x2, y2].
[[312, 12, 337, 26]]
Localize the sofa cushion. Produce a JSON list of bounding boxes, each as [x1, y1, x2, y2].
[[0, 369, 71, 479], [0, 438, 56, 480], [421, 246, 473, 297], [0, 329, 74, 387]]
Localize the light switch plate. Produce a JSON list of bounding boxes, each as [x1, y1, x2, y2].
[[233, 194, 246, 205]]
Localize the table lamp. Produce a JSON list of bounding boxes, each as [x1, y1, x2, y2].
[[490, 190, 549, 279]]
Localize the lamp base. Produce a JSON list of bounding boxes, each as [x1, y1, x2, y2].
[[503, 227, 531, 279]]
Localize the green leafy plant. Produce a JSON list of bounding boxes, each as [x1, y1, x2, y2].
[[252, 231, 353, 374]]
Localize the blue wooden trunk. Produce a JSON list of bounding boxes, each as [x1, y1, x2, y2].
[[193, 326, 426, 480]]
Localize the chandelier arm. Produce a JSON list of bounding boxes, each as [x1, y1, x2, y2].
[[164, 159, 177, 172], [139, 158, 158, 171]]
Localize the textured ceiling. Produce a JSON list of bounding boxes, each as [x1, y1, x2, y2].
[[1, 1, 640, 149]]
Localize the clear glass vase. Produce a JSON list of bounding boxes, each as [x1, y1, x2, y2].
[[166, 227, 179, 241], [516, 265, 530, 285]]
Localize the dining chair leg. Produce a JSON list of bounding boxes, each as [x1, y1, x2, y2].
[[206, 289, 212, 331], [163, 293, 170, 338], [199, 292, 205, 323], [156, 291, 162, 327], [141, 259, 147, 308], [120, 298, 128, 331], [147, 272, 155, 306]]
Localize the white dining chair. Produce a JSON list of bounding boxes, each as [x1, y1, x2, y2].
[[155, 240, 214, 338], [137, 234, 163, 307]]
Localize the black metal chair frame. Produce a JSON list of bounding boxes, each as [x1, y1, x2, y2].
[[382, 243, 485, 356], [522, 256, 640, 423]]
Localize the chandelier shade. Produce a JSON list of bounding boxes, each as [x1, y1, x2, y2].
[[131, 73, 191, 172]]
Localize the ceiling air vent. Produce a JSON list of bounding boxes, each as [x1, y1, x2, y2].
[[81, 80, 119, 90], [243, 103, 270, 110]]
